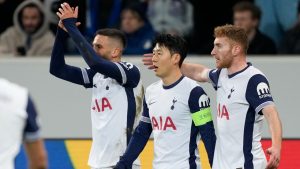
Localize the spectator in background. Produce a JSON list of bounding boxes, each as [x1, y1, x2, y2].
[[255, 0, 299, 46], [279, 1, 300, 54], [121, 2, 156, 55], [147, 0, 194, 37], [233, 1, 277, 55], [0, 0, 54, 57], [0, 78, 48, 169], [85, 0, 122, 40]]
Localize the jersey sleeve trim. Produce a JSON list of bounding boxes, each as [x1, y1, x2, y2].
[[192, 107, 213, 126], [114, 62, 127, 84], [140, 116, 151, 123], [81, 68, 90, 84], [24, 131, 41, 142], [255, 101, 275, 113]]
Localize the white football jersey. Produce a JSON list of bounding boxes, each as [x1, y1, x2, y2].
[[208, 63, 274, 169], [0, 78, 40, 169], [81, 62, 143, 168], [142, 76, 214, 169]]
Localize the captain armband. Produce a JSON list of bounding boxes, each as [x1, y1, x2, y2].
[[191, 107, 213, 126]]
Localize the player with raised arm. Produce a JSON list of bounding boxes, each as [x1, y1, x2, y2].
[[50, 3, 143, 169], [115, 33, 216, 169], [144, 24, 282, 169]]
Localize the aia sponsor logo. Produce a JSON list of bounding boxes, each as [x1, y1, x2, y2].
[[92, 97, 112, 112], [151, 116, 176, 131], [217, 103, 229, 120]]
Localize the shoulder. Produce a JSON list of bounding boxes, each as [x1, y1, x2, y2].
[[0, 79, 28, 108], [247, 65, 266, 77], [117, 61, 140, 71], [0, 27, 19, 39], [146, 80, 161, 93]]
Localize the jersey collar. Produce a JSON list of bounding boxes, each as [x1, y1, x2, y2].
[[163, 75, 185, 89], [228, 62, 252, 78]]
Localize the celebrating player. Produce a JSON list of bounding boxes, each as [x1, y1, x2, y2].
[[50, 3, 143, 168], [115, 33, 216, 169]]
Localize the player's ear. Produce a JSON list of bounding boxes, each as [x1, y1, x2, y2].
[[232, 44, 241, 56], [172, 53, 180, 65], [112, 47, 121, 58]]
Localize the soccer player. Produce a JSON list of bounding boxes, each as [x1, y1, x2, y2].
[[144, 24, 282, 169], [50, 3, 143, 169], [115, 34, 216, 169], [0, 78, 47, 169]]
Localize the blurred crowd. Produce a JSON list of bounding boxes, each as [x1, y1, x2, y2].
[[1, 0, 300, 57]]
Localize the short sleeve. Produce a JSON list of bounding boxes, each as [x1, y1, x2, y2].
[[208, 69, 221, 90], [246, 74, 274, 114]]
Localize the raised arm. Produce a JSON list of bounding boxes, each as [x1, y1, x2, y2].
[[57, 3, 139, 86], [50, 27, 95, 87], [142, 53, 210, 82], [181, 63, 210, 82]]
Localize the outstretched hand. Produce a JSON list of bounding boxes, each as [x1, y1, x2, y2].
[[142, 53, 155, 69], [266, 146, 281, 169], [56, 2, 80, 32]]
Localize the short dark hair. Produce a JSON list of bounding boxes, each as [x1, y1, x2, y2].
[[233, 1, 261, 20], [95, 28, 127, 48], [154, 34, 188, 67]]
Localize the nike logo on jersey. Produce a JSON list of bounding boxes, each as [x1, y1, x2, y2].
[[149, 101, 156, 105], [93, 84, 97, 88], [217, 85, 222, 88]]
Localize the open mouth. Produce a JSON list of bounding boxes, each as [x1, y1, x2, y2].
[[153, 65, 158, 71]]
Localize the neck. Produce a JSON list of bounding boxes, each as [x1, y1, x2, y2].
[[162, 69, 183, 86], [111, 56, 121, 62], [227, 56, 248, 75]]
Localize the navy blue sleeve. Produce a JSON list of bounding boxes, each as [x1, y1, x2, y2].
[[208, 69, 221, 90], [24, 95, 40, 141], [115, 98, 152, 168], [62, 18, 140, 88], [188, 86, 216, 167], [50, 27, 96, 88], [246, 74, 274, 114]]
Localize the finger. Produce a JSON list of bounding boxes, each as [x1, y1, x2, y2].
[[143, 53, 153, 57], [142, 58, 153, 63], [60, 3, 68, 12], [58, 7, 64, 14], [63, 2, 72, 12], [74, 6, 79, 17], [266, 155, 276, 168], [148, 65, 155, 70], [75, 22, 81, 27], [56, 11, 62, 18]]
